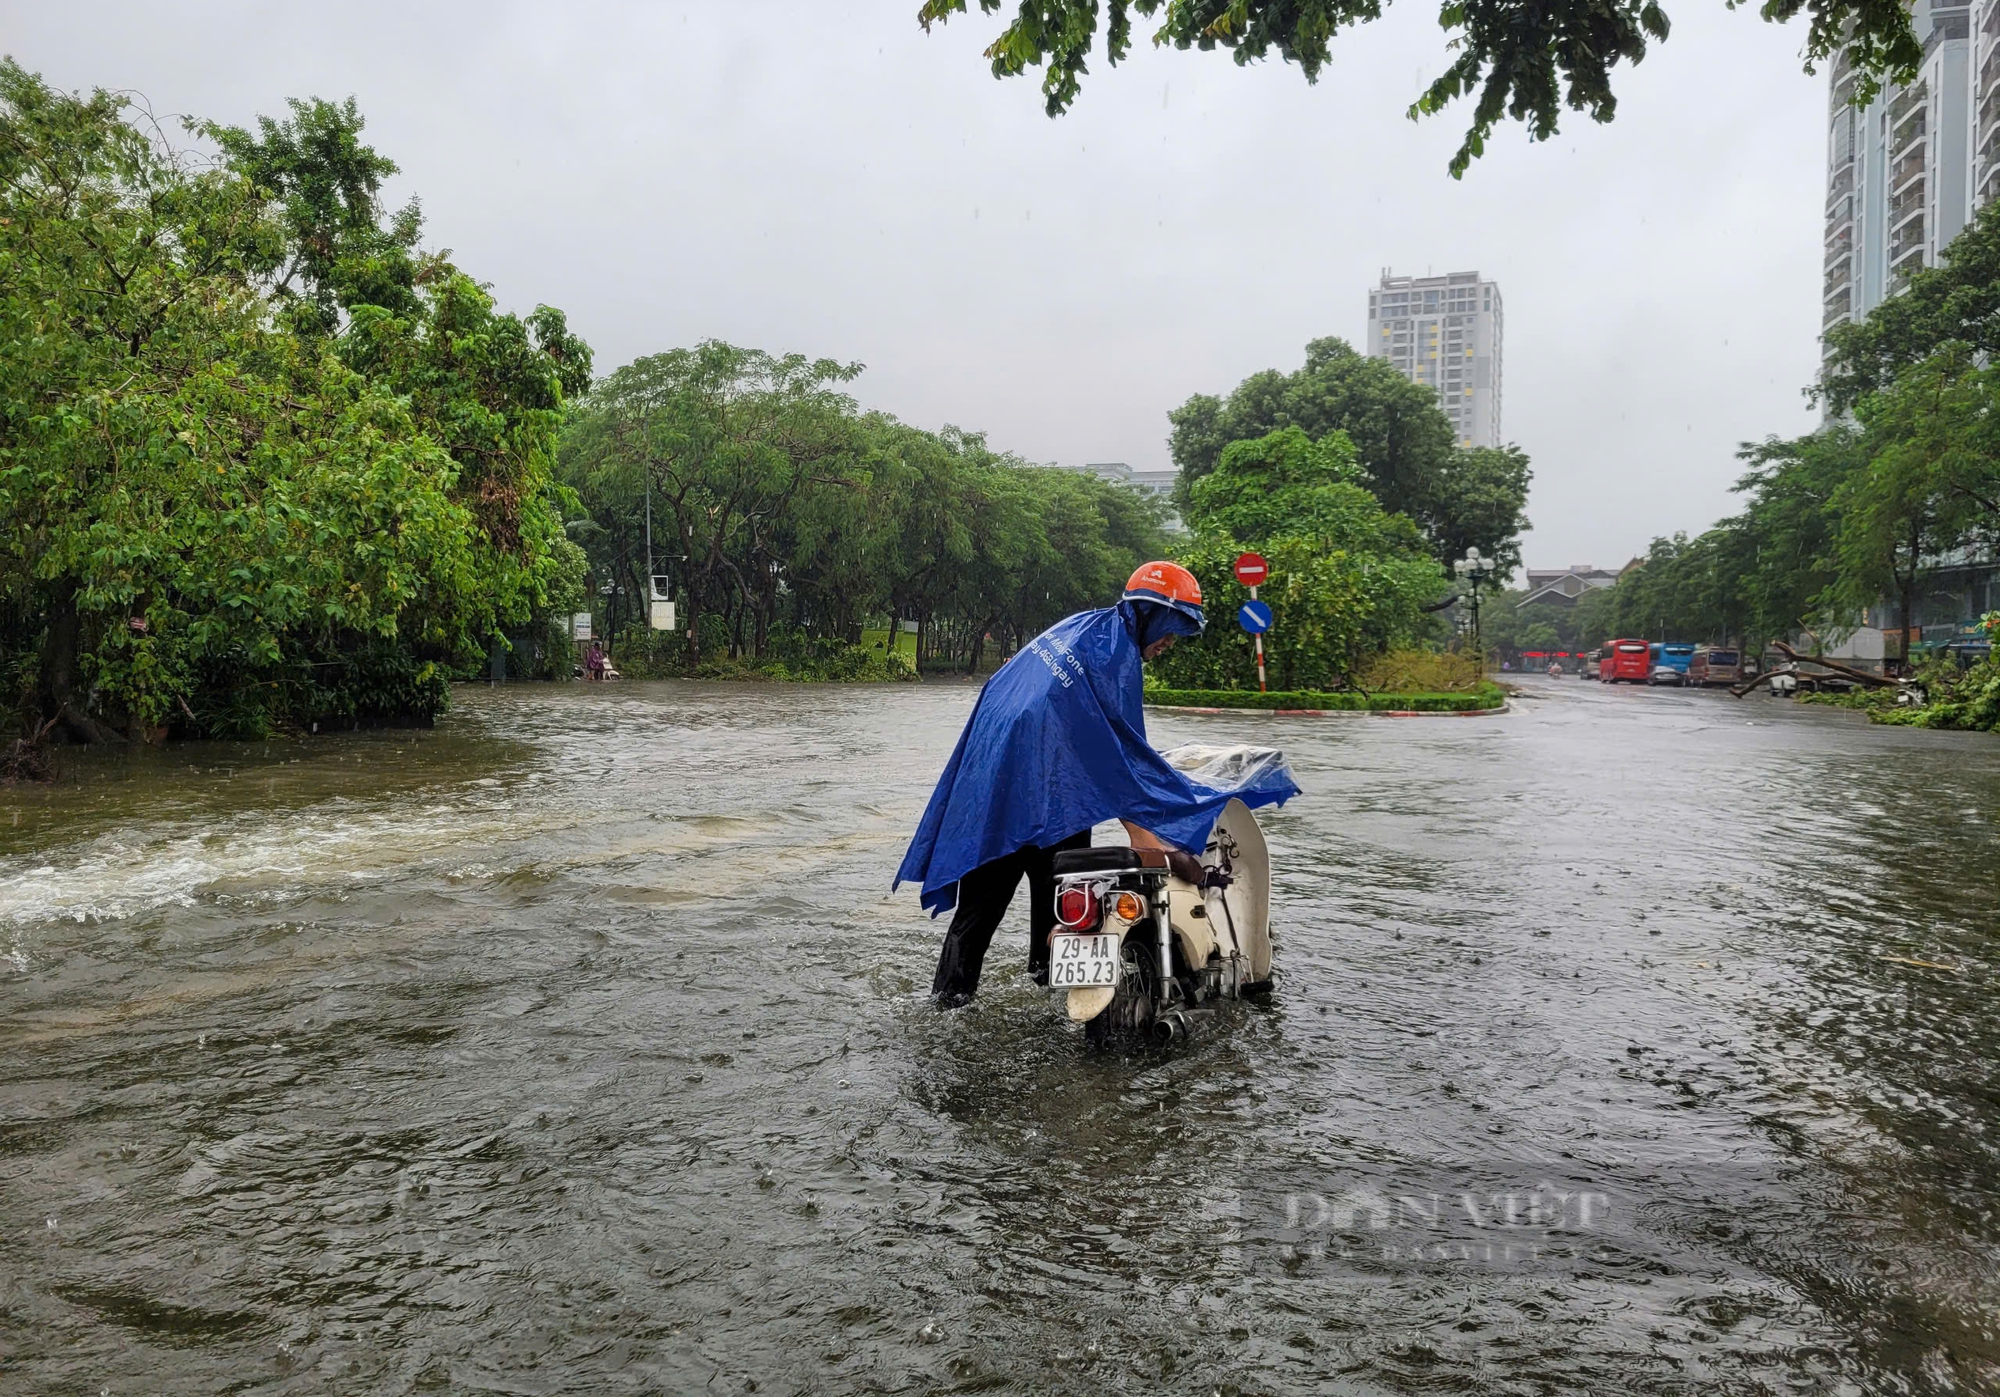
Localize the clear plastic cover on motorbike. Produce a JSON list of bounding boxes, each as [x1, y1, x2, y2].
[[1159, 744, 1295, 799], [1159, 744, 1283, 984]]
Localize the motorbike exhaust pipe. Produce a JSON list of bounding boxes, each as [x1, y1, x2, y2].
[[1150, 1008, 1193, 1044]]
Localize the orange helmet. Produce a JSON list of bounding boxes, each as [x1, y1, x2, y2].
[[1122, 560, 1205, 631]]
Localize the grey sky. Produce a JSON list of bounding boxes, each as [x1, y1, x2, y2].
[[10, 1, 1828, 574]]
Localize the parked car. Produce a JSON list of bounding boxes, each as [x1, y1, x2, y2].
[[1600, 640, 1652, 683], [1647, 664, 1685, 686], [1688, 646, 1744, 686]]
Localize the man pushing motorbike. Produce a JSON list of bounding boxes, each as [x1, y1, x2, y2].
[[895, 561, 1298, 1006]]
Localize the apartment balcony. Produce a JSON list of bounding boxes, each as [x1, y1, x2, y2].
[[1889, 190, 1927, 229], [1826, 162, 1856, 206], [1891, 82, 1928, 122], [1824, 296, 1854, 330], [1984, 0, 2000, 37]]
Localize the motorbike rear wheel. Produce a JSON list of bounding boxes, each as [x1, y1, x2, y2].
[[1083, 931, 1164, 1048]]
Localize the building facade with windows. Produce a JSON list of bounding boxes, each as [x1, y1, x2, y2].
[[1823, 1, 1975, 346], [1364, 270, 1503, 448]]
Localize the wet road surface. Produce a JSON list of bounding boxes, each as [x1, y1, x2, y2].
[[3, 675, 1998, 1394]]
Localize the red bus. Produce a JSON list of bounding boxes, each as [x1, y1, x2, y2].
[[1598, 638, 1652, 683]]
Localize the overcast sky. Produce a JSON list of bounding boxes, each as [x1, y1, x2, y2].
[[9, 1, 1829, 573]]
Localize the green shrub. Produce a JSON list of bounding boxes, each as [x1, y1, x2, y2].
[[611, 626, 915, 683], [1355, 648, 1484, 693]]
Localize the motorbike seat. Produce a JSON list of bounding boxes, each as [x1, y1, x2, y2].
[[1051, 846, 1168, 875]]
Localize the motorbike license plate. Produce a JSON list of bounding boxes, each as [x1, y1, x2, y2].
[[1049, 934, 1121, 988]]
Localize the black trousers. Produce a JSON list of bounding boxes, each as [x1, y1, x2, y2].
[[931, 830, 1092, 1003]]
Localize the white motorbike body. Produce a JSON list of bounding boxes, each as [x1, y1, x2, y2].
[[1047, 744, 1284, 1045]]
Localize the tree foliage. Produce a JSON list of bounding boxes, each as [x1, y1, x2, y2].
[[560, 352, 1172, 675], [1154, 427, 1444, 689], [0, 63, 587, 744], [1820, 202, 2000, 413], [1168, 337, 1530, 575], [916, 0, 1919, 176]]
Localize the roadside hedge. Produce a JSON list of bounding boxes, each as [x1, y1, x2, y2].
[[1145, 685, 1505, 712]]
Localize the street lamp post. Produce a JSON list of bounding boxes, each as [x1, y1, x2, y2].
[[1454, 547, 1498, 675]]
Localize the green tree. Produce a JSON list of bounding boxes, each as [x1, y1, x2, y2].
[[0, 63, 589, 745], [916, 0, 1917, 176], [1831, 349, 1982, 662], [561, 358, 1170, 676], [1168, 338, 1529, 571], [562, 343, 864, 667], [205, 97, 422, 337], [1157, 427, 1444, 689], [1821, 202, 2000, 412]]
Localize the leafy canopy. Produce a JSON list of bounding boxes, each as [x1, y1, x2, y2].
[[917, 0, 1918, 175], [1169, 337, 1530, 575], [1157, 427, 1444, 690], [0, 61, 588, 743], [560, 344, 1172, 674]]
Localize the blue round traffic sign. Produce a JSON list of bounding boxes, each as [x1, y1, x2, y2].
[[1238, 599, 1273, 634]]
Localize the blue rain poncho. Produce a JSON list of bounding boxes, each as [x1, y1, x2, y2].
[[894, 600, 1300, 915]]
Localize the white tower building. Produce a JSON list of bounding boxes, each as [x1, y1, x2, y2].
[[1365, 270, 1504, 449]]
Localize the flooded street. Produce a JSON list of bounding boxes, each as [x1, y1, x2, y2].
[[4, 675, 1999, 1394]]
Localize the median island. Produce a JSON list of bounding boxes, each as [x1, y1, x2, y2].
[[1146, 683, 1506, 714]]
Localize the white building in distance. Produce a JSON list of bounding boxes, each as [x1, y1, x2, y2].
[[1365, 270, 1504, 449], [1054, 461, 1177, 500], [1823, 0, 1978, 348], [1519, 565, 1620, 608]]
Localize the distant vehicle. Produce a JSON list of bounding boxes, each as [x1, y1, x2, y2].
[[1688, 646, 1743, 686], [1942, 639, 1992, 669], [1647, 664, 1685, 686], [1580, 648, 1602, 679], [1654, 642, 1696, 679], [1600, 639, 1652, 683]]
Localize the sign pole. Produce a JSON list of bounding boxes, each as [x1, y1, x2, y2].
[[1251, 583, 1267, 693], [1234, 552, 1272, 694]]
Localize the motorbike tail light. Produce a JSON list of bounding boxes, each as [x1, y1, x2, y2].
[[1110, 891, 1145, 922], [1056, 885, 1099, 929]]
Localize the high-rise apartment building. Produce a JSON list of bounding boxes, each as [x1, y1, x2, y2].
[[1365, 271, 1503, 449], [1823, 1, 1976, 347]]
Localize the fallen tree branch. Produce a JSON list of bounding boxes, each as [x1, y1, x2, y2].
[[1, 713, 62, 783], [1730, 665, 1798, 698], [1770, 642, 1899, 689]]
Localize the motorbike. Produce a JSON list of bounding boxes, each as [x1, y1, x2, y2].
[[1044, 744, 1287, 1046]]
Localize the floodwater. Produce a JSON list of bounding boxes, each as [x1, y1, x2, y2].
[[4, 675, 1998, 1395]]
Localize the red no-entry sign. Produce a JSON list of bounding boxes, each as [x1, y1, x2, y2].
[[1233, 552, 1268, 586]]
